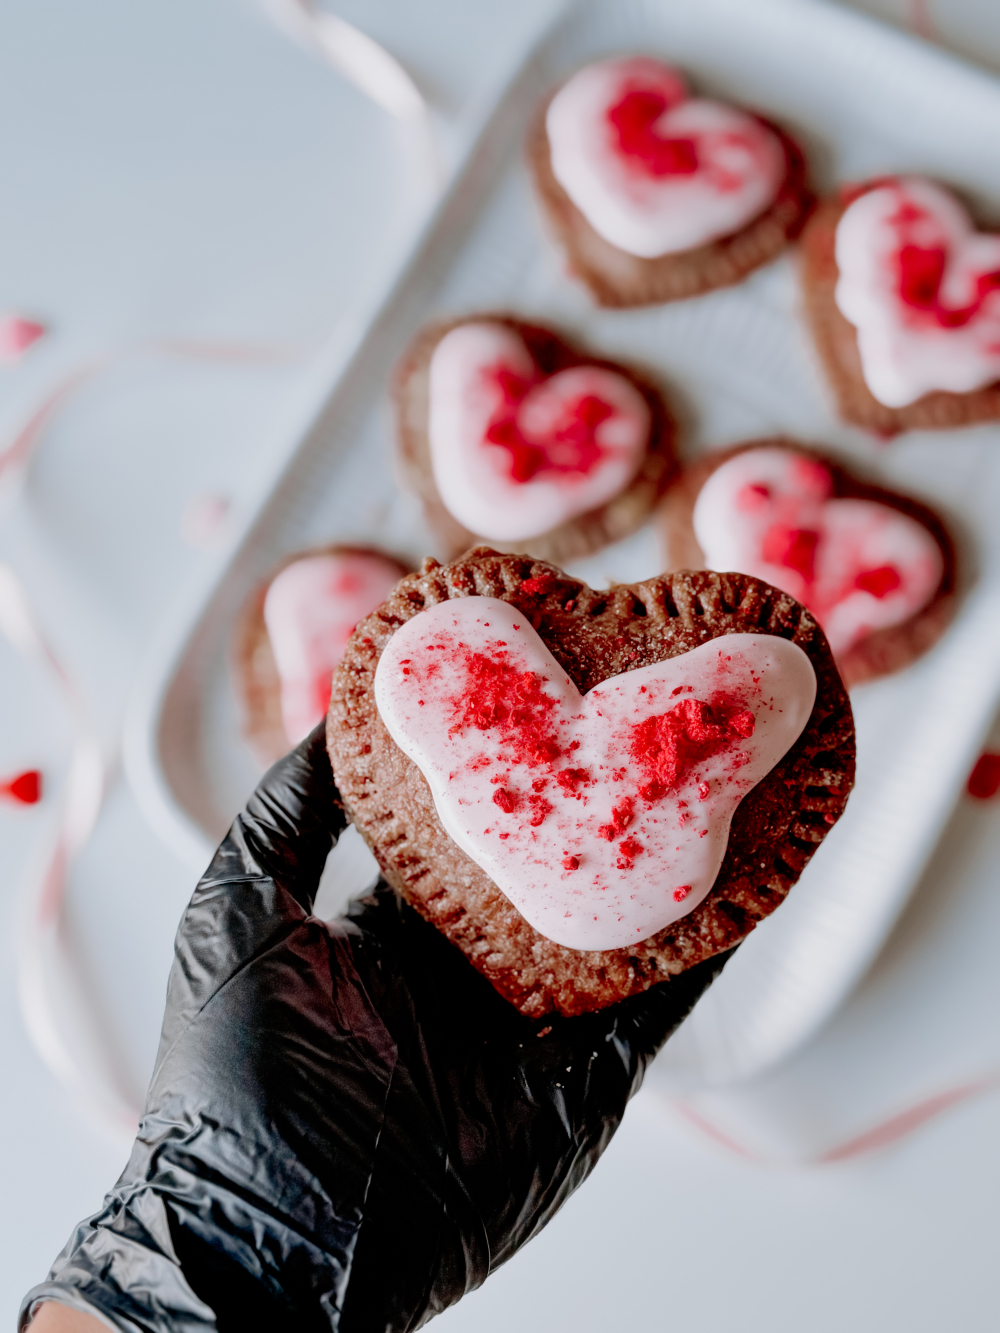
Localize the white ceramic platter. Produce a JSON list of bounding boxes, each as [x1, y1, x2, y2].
[[125, 0, 1000, 1088]]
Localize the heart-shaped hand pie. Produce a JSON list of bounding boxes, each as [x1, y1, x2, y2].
[[802, 178, 1000, 432], [395, 317, 676, 564], [328, 550, 855, 1017], [233, 546, 409, 765], [836, 178, 1000, 408], [428, 322, 650, 543], [375, 596, 815, 951], [546, 56, 786, 259], [530, 57, 811, 308], [661, 441, 955, 687]]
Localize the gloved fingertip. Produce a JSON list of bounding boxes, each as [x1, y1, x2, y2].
[[251, 724, 344, 833], [235, 723, 348, 893], [618, 947, 736, 1059]]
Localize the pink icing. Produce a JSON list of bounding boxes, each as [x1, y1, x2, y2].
[[692, 447, 943, 656], [545, 56, 786, 258], [374, 596, 815, 951], [835, 178, 1000, 407], [428, 323, 650, 542], [263, 551, 401, 745]]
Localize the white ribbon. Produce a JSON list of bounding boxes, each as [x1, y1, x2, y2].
[[259, 0, 444, 189], [0, 563, 139, 1144], [0, 339, 301, 507], [661, 1068, 1000, 1164], [262, 0, 426, 118], [2, 3, 443, 1146], [1, 336, 304, 1142]]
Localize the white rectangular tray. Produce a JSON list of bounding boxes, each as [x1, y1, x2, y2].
[[125, 0, 1000, 1089]]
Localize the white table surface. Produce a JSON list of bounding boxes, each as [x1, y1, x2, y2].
[[3, 0, 1000, 1326]]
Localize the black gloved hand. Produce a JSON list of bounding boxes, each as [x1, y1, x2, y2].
[[22, 726, 731, 1333]]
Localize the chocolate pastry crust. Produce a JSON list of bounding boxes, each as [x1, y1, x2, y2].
[[327, 548, 855, 1019], [529, 100, 812, 309], [801, 191, 1000, 434], [659, 438, 958, 689], [394, 316, 677, 564], [232, 545, 411, 767]]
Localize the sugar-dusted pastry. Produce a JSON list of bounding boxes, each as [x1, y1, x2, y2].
[[529, 55, 811, 308], [394, 316, 676, 564], [801, 176, 1000, 433], [660, 440, 957, 687], [233, 545, 410, 765], [327, 548, 855, 1018]]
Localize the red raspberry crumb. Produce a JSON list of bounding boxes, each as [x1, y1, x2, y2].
[[520, 573, 558, 597], [616, 836, 643, 869], [492, 787, 520, 813], [528, 794, 553, 826], [556, 767, 591, 796], [598, 798, 633, 840]]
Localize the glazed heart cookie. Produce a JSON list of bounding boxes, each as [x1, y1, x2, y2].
[[801, 177, 1000, 433], [394, 316, 676, 564], [547, 56, 786, 258], [375, 597, 815, 951], [232, 545, 409, 765], [328, 549, 855, 1017], [529, 55, 812, 308], [660, 440, 956, 688]]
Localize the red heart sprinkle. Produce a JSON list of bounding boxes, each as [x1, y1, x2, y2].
[[967, 752, 1000, 801], [1, 769, 42, 804]]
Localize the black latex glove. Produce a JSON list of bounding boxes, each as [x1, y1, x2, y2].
[[22, 726, 732, 1333]]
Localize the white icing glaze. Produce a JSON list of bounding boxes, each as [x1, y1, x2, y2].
[[546, 56, 786, 258], [428, 322, 650, 542], [835, 178, 1000, 407], [264, 552, 401, 745], [692, 447, 943, 656], [375, 596, 815, 951]]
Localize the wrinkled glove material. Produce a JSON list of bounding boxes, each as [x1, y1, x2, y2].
[[21, 728, 731, 1332]]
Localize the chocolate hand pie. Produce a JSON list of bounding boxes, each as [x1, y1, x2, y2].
[[328, 549, 854, 1018]]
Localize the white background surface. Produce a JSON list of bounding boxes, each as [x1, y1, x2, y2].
[[3, 0, 1000, 1327]]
